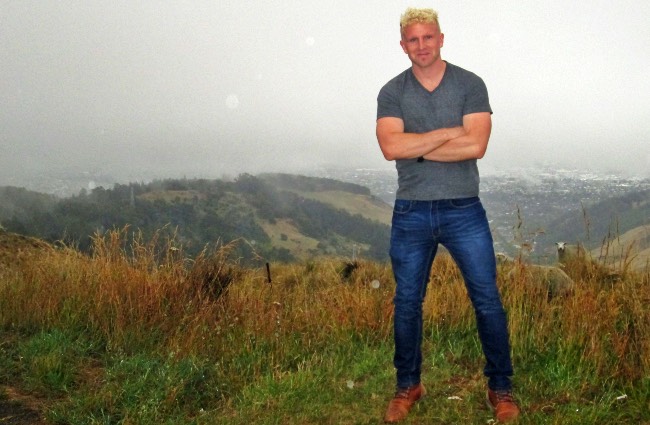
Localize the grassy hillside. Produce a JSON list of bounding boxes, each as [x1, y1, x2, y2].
[[3, 173, 648, 267], [1, 229, 649, 424], [540, 188, 650, 251], [0, 174, 392, 263], [280, 190, 391, 225], [260, 173, 392, 225], [590, 224, 650, 272]]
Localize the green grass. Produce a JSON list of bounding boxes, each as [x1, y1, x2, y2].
[[1, 228, 649, 424], [45, 353, 221, 424]]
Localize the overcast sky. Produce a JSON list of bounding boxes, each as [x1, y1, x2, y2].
[[2, 0, 649, 186]]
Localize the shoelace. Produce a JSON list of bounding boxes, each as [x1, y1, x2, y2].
[[394, 388, 411, 399], [493, 391, 515, 404], [395, 384, 422, 400]]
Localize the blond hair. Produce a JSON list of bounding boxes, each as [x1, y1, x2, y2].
[[399, 7, 440, 37]]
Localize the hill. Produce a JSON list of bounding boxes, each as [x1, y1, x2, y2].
[[259, 173, 392, 225], [589, 224, 650, 272], [0, 174, 392, 263], [0, 186, 57, 220], [3, 172, 648, 267], [0, 227, 53, 268], [536, 188, 650, 259]]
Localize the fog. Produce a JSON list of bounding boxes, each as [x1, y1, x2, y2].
[[2, 0, 649, 190]]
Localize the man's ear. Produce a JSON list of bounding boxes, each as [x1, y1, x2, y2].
[[399, 40, 407, 54]]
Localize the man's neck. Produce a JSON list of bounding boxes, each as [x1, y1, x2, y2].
[[412, 60, 447, 92]]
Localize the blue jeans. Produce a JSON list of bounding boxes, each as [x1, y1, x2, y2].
[[389, 197, 513, 391]]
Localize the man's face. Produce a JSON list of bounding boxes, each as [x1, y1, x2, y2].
[[400, 22, 444, 69]]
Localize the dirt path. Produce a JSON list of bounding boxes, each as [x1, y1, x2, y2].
[[0, 387, 48, 425]]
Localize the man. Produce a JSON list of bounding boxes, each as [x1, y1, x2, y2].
[[376, 7, 520, 423]]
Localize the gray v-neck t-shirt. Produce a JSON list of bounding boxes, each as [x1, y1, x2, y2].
[[376, 62, 492, 200]]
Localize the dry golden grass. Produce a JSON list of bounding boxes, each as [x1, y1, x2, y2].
[[1, 227, 649, 423], [2, 226, 649, 381]]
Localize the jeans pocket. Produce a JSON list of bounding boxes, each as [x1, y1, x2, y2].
[[393, 199, 416, 215], [449, 197, 481, 209]]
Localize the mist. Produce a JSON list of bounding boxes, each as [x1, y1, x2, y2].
[[2, 0, 649, 193]]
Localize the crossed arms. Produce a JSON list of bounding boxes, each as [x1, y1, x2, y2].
[[376, 112, 492, 162]]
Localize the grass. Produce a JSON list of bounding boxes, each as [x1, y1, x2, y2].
[[288, 190, 393, 225], [1, 227, 649, 424]]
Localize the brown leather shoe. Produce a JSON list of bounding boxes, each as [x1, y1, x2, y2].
[[487, 389, 520, 423], [383, 383, 426, 423]]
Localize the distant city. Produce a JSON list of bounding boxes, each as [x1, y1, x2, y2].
[[316, 167, 650, 259]]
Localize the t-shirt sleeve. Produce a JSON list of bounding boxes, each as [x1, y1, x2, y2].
[[376, 81, 403, 120], [463, 75, 492, 116]]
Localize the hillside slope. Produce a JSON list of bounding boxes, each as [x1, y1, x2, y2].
[[537, 188, 650, 256], [0, 174, 393, 263], [0, 227, 53, 268], [260, 173, 392, 225], [590, 224, 650, 272]]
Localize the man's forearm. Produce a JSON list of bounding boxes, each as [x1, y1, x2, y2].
[[421, 112, 491, 162], [422, 135, 486, 162], [377, 120, 464, 161], [389, 127, 462, 159]]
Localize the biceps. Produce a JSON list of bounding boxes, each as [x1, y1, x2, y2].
[[463, 112, 491, 142], [376, 117, 404, 143]]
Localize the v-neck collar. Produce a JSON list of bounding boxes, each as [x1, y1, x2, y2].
[[410, 61, 448, 94]]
